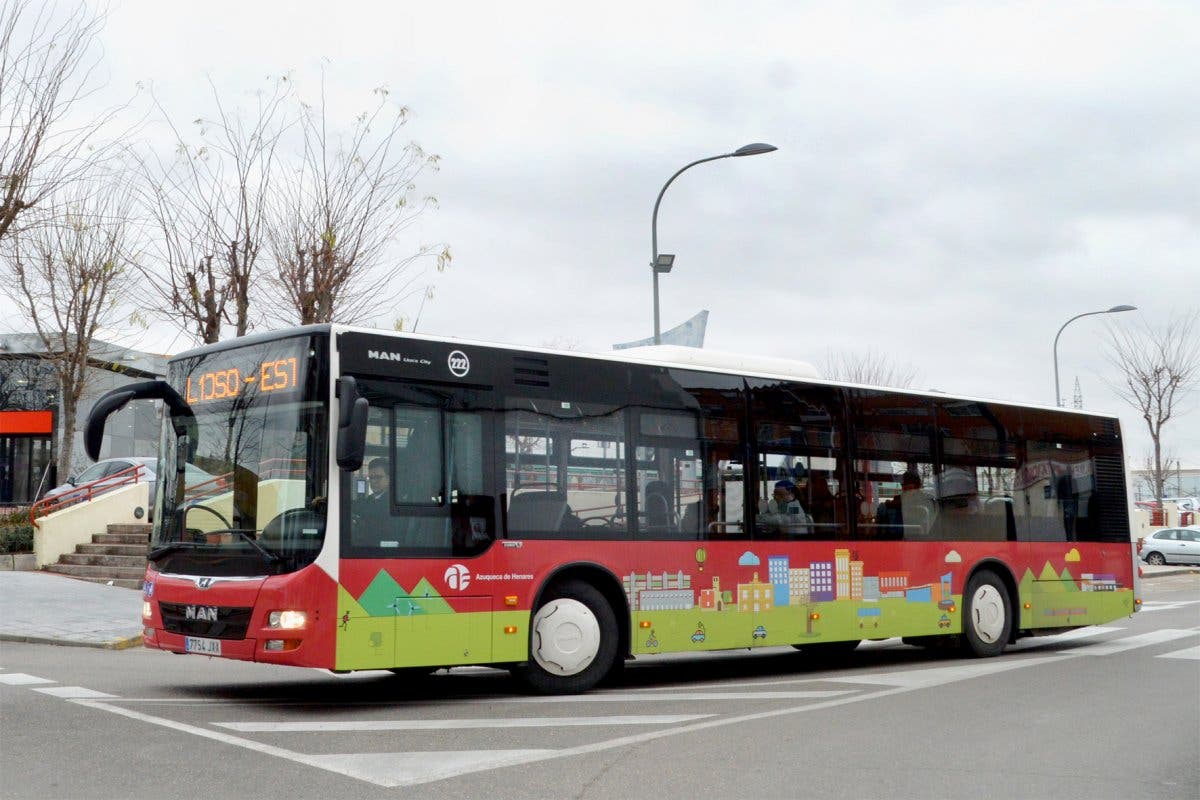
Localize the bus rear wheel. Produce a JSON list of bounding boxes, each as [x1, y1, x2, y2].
[[962, 570, 1011, 657], [517, 580, 618, 695]]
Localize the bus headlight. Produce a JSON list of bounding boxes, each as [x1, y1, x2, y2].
[[142, 601, 152, 619], [268, 610, 307, 630]]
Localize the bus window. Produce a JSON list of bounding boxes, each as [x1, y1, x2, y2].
[[847, 390, 936, 541], [504, 399, 628, 538], [935, 400, 1018, 541], [750, 382, 848, 540], [346, 384, 492, 557], [635, 410, 703, 540]]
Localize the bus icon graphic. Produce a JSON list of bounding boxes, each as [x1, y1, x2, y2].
[[444, 564, 471, 591]]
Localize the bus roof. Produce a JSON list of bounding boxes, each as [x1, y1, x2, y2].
[[171, 323, 1120, 421]]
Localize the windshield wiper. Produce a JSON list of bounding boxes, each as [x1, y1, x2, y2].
[[230, 530, 282, 565], [148, 541, 198, 560]]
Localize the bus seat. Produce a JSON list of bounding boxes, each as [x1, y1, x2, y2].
[[507, 490, 568, 533], [679, 501, 701, 536], [643, 481, 672, 532]]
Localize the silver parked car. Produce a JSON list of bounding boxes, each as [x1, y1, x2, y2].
[[1139, 526, 1200, 566], [43, 457, 158, 502]]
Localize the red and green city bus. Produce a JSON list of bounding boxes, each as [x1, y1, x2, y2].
[[84, 325, 1141, 693]]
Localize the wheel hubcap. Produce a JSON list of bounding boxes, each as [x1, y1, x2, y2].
[[970, 584, 1006, 644], [531, 598, 600, 676]]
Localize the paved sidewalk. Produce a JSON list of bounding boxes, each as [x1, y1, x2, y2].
[[0, 571, 143, 650], [0, 564, 1195, 651]]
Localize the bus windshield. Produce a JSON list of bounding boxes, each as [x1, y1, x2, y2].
[[151, 335, 328, 576]]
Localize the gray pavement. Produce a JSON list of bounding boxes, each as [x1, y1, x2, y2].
[[0, 571, 143, 650], [0, 563, 1195, 651]]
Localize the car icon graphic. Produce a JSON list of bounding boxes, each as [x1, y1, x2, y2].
[[691, 629, 706, 643], [752, 625, 767, 640]]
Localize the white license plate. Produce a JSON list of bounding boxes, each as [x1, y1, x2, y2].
[[185, 636, 222, 655]]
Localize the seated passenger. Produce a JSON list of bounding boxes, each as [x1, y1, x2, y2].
[[807, 473, 838, 526], [760, 480, 812, 534]]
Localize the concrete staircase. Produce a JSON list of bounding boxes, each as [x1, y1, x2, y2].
[[44, 523, 150, 590]]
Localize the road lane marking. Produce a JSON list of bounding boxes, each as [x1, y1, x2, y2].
[[1156, 646, 1200, 660], [59, 631, 1192, 789], [1009, 626, 1123, 649], [214, 714, 713, 732], [1066, 629, 1197, 656], [33, 686, 116, 699], [1138, 600, 1200, 612], [0, 673, 54, 685], [71, 654, 1067, 788], [303, 751, 558, 786], [508, 690, 853, 703], [820, 655, 1073, 689]]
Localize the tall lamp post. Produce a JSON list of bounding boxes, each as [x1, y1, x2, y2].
[[1053, 304, 1137, 406], [651, 142, 778, 345]]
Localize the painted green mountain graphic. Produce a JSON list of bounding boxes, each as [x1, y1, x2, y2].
[[358, 570, 410, 616], [355, 571, 456, 616], [408, 577, 455, 614]]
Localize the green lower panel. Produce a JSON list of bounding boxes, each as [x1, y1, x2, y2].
[[1024, 585, 1134, 630]]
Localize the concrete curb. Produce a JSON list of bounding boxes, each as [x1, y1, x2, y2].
[[1141, 567, 1199, 579], [0, 553, 37, 571], [0, 632, 143, 650]]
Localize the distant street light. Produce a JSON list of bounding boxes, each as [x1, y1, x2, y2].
[[651, 143, 778, 344], [1053, 304, 1137, 406]]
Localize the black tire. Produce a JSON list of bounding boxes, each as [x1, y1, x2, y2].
[[1145, 552, 1166, 566], [962, 570, 1011, 657], [516, 580, 618, 695]]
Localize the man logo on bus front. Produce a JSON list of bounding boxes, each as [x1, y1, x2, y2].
[[444, 564, 471, 591], [448, 350, 470, 378]]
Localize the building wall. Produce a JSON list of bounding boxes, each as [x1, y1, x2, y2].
[[0, 337, 166, 499]]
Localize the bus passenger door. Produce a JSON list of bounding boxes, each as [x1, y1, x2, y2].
[[340, 379, 498, 670]]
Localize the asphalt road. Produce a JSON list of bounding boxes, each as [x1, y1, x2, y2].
[[2, 574, 1197, 800]]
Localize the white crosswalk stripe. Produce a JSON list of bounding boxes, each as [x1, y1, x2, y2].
[[33, 686, 117, 699], [1064, 629, 1197, 656], [215, 714, 713, 732], [6, 622, 1196, 789], [0, 672, 54, 685], [1139, 600, 1200, 613], [1156, 645, 1200, 660]]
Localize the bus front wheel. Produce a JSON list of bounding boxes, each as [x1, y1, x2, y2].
[[962, 570, 1011, 657], [517, 580, 618, 694]]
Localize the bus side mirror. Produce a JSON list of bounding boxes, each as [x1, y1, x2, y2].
[[336, 376, 370, 471], [85, 380, 196, 462]]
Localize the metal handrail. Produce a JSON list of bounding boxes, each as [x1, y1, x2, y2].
[[30, 463, 149, 527]]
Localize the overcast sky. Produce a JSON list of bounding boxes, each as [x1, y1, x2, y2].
[[6, 0, 1199, 472]]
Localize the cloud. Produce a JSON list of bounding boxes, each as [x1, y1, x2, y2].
[[1065, 549, 1081, 562], [944, 550, 962, 563], [738, 551, 761, 567]]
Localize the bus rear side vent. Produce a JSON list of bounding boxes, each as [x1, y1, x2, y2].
[[514, 356, 551, 388]]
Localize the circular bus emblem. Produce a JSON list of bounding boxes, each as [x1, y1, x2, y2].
[[444, 564, 471, 591], [448, 350, 470, 377]]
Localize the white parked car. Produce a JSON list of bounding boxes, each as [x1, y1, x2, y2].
[[1139, 526, 1200, 566]]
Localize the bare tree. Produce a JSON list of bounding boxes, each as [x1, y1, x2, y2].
[[266, 84, 449, 326], [137, 77, 291, 344], [821, 348, 919, 388], [1, 181, 138, 479], [1106, 311, 1200, 505], [0, 0, 124, 242]]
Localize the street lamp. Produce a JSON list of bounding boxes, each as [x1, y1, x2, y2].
[[1053, 304, 1137, 406], [651, 142, 778, 344]]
